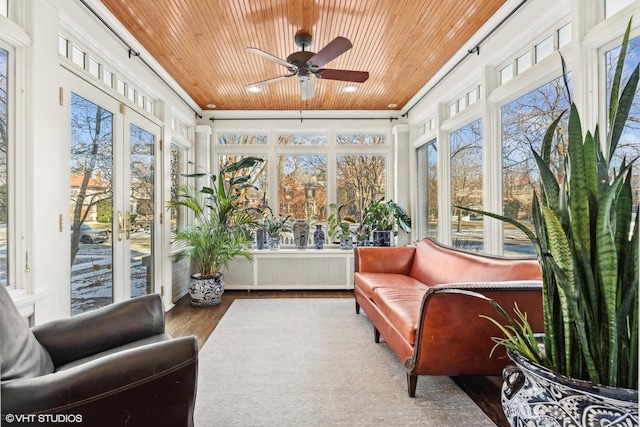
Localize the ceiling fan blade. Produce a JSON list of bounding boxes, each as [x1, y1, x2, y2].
[[308, 36, 352, 68], [245, 75, 292, 90], [300, 76, 315, 100], [317, 69, 369, 83], [246, 47, 293, 69]]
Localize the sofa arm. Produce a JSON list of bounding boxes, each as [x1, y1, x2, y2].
[[33, 294, 165, 367], [430, 280, 543, 292], [405, 280, 543, 377], [354, 246, 416, 274], [2, 336, 198, 427]]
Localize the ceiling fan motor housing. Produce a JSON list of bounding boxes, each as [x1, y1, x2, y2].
[[287, 51, 316, 69]]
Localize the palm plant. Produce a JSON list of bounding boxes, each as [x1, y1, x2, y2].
[[167, 157, 264, 277], [461, 21, 638, 389]]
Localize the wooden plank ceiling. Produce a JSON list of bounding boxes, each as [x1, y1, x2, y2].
[[100, 0, 506, 111]]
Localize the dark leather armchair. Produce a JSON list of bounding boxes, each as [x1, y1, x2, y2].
[[1, 286, 198, 427]]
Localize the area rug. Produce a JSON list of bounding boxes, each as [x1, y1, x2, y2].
[[194, 298, 494, 426]]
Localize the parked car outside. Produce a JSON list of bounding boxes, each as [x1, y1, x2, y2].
[[77, 223, 109, 244]]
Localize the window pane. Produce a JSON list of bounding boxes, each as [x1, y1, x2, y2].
[[468, 88, 478, 105], [517, 51, 532, 74], [127, 86, 136, 103], [88, 57, 99, 78], [450, 119, 483, 251], [278, 134, 327, 146], [606, 35, 640, 212], [336, 134, 386, 145], [58, 35, 69, 57], [71, 45, 85, 68], [102, 68, 113, 87], [219, 154, 268, 213], [535, 36, 554, 62], [70, 93, 114, 315], [169, 143, 187, 237], [336, 155, 385, 223], [500, 63, 514, 84], [129, 123, 154, 298], [278, 155, 327, 224], [457, 97, 466, 112], [0, 0, 6, 18], [501, 76, 570, 256], [558, 22, 571, 48], [0, 48, 7, 286], [218, 134, 267, 145], [116, 78, 125, 96], [605, 0, 634, 18], [416, 141, 438, 240]]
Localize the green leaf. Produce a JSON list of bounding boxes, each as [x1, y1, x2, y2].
[[567, 104, 590, 257], [532, 149, 560, 210], [596, 171, 627, 386]]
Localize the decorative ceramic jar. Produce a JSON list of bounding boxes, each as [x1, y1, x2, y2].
[[501, 349, 638, 426], [372, 230, 391, 246], [339, 236, 353, 250], [313, 224, 324, 249], [292, 220, 309, 249], [255, 227, 265, 249], [189, 272, 224, 306], [268, 234, 281, 250]]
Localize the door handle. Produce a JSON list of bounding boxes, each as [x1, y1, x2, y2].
[[117, 211, 123, 241], [125, 211, 131, 240]]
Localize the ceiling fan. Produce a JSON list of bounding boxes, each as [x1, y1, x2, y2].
[[245, 32, 369, 100]]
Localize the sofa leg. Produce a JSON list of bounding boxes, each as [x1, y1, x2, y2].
[[407, 373, 417, 398], [355, 301, 360, 314], [374, 327, 380, 343]]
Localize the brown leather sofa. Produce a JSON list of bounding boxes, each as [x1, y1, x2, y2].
[[1, 286, 198, 427], [354, 238, 543, 397]]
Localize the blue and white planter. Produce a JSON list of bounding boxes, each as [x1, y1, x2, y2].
[[501, 349, 638, 427]]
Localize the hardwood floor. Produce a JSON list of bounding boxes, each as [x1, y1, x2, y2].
[[165, 290, 508, 426]]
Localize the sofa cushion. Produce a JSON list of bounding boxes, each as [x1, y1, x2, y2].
[[0, 286, 54, 381], [409, 239, 541, 285], [354, 272, 428, 299], [372, 287, 428, 345]]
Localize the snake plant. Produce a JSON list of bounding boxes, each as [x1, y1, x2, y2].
[[461, 20, 638, 389]]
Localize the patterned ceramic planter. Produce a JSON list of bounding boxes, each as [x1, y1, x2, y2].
[[501, 349, 638, 426], [372, 230, 391, 246], [189, 272, 224, 306]]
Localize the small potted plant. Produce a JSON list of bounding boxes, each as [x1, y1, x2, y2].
[[262, 207, 291, 250], [362, 198, 411, 246], [327, 203, 356, 249], [355, 223, 371, 246]]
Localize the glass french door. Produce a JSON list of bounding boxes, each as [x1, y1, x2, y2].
[[66, 71, 161, 315]]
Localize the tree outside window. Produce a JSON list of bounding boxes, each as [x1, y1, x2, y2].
[[335, 134, 386, 224], [416, 141, 437, 240], [277, 154, 327, 223], [606, 35, 640, 211], [501, 75, 570, 256], [450, 119, 483, 250]]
